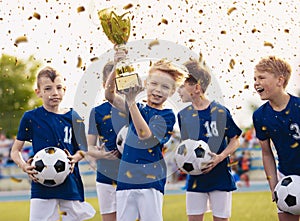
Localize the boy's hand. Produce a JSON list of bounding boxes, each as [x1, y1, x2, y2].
[[97, 143, 120, 160], [121, 80, 144, 107], [64, 149, 83, 173], [201, 152, 222, 174], [22, 158, 38, 182]]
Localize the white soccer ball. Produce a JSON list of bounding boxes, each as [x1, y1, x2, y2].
[[174, 139, 212, 175], [31, 147, 71, 187], [274, 175, 300, 215], [116, 125, 128, 154]]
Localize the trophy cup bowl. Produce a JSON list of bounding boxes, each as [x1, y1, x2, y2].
[[98, 6, 139, 92]]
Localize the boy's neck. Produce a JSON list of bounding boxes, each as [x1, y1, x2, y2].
[[269, 92, 290, 111], [192, 96, 211, 110], [43, 105, 69, 114]]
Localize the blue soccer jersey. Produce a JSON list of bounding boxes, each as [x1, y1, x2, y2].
[[17, 106, 86, 201], [253, 94, 300, 176], [88, 102, 128, 184], [177, 101, 242, 192], [116, 103, 175, 194]]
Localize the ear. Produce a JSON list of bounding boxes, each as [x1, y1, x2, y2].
[[169, 86, 176, 97], [277, 75, 285, 87], [35, 88, 42, 98]]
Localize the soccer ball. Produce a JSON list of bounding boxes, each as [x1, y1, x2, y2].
[[116, 125, 128, 154], [274, 175, 300, 215], [174, 139, 212, 175], [31, 147, 71, 187]]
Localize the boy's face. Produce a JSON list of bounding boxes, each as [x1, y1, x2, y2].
[[145, 70, 175, 108], [177, 81, 197, 103], [254, 70, 284, 100], [35, 76, 66, 109]]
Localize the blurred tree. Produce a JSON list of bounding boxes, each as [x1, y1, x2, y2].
[[0, 54, 43, 137]]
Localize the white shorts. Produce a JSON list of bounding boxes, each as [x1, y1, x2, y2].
[[186, 191, 232, 218], [30, 198, 95, 221], [96, 182, 117, 214], [116, 188, 163, 221]]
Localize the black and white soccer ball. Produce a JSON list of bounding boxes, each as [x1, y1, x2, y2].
[[174, 139, 212, 175], [31, 147, 71, 187], [116, 125, 128, 154], [274, 175, 300, 215]]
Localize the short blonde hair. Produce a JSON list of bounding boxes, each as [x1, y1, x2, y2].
[[255, 56, 291, 88], [148, 59, 186, 87]]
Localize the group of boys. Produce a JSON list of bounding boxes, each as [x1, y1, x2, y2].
[[10, 49, 300, 221]]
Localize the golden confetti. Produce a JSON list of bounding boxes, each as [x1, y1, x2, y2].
[[60, 211, 67, 216], [146, 174, 156, 179], [10, 176, 22, 183], [192, 180, 197, 189], [290, 142, 299, 148], [161, 18, 168, 25], [76, 56, 82, 68], [218, 109, 225, 113], [244, 85, 249, 89], [284, 29, 289, 33], [236, 106, 242, 110], [90, 57, 99, 62], [148, 148, 153, 153], [48, 148, 55, 154], [118, 112, 127, 118], [148, 39, 160, 49], [76, 119, 84, 123], [77, 6, 85, 13], [229, 59, 235, 69], [14, 36, 28, 45], [264, 41, 274, 48], [227, 7, 237, 15], [261, 126, 267, 131], [228, 161, 238, 167], [285, 110, 290, 115], [126, 170, 133, 178], [102, 115, 112, 121], [33, 12, 41, 20], [220, 30, 226, 34], [192, 113, 198, 117], [189, 39, 196, 42], [82, 101, 88, 107], [123, 3, 133, 10]]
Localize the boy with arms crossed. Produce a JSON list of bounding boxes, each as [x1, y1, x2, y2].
[[253, 56, 300, 221], [10, 66, 95, 221], [105, 50, 185, 221], [177, 60, 241, 221], [87, 61, 128, 221]]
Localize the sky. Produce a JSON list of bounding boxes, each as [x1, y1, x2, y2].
[[1, 0, 300, 128]]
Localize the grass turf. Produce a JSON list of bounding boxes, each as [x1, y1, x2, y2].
[[0, 191, 277, 220]]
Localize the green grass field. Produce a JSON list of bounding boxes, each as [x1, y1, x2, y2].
[[0, 191, 277, 220]]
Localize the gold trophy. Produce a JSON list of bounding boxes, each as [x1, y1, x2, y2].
[[98, 7, 139, 91]]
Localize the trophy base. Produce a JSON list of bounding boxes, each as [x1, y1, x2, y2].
[[115, 73, 139, 92]]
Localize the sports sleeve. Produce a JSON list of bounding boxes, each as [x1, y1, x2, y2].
[[72, 110, 88, 152], [252, 111, 268, 141], [16, 112, 32, 142], [88, 108, 98, 135]]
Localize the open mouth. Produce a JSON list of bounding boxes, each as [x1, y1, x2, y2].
[[256, 87, 264, 93]]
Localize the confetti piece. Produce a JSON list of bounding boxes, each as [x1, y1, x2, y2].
[[244, 85, 249, 89], [290, 142, 299, 148], [284, 29, 289, 33], [90, 57, 99, 62], [148, 39, 160, 49], [126, 171, 133, 178], [76, 119, 84, 123], [123, 3, 133, 10], [33, 12, 41, 20], [77, 56, 82, 68], [77, 6, 85, 13], [10, 176, 22, 183], [189, 39, 196, 42], [161, 18, 168, 25], [60, 211, 67, 216], [229, 59, 235, 69], [192, 180, 197, 189], [148, 148, 153, 153], [264, 41, 274, 48], [227, 7, 237, 15], [146, 174, 156, 179], [261, 126, 267, 131], [221, 30, 226, 34], [102, 115, 112, 121], [14, 36, 28, 45], [82, 101, 87, 107]]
